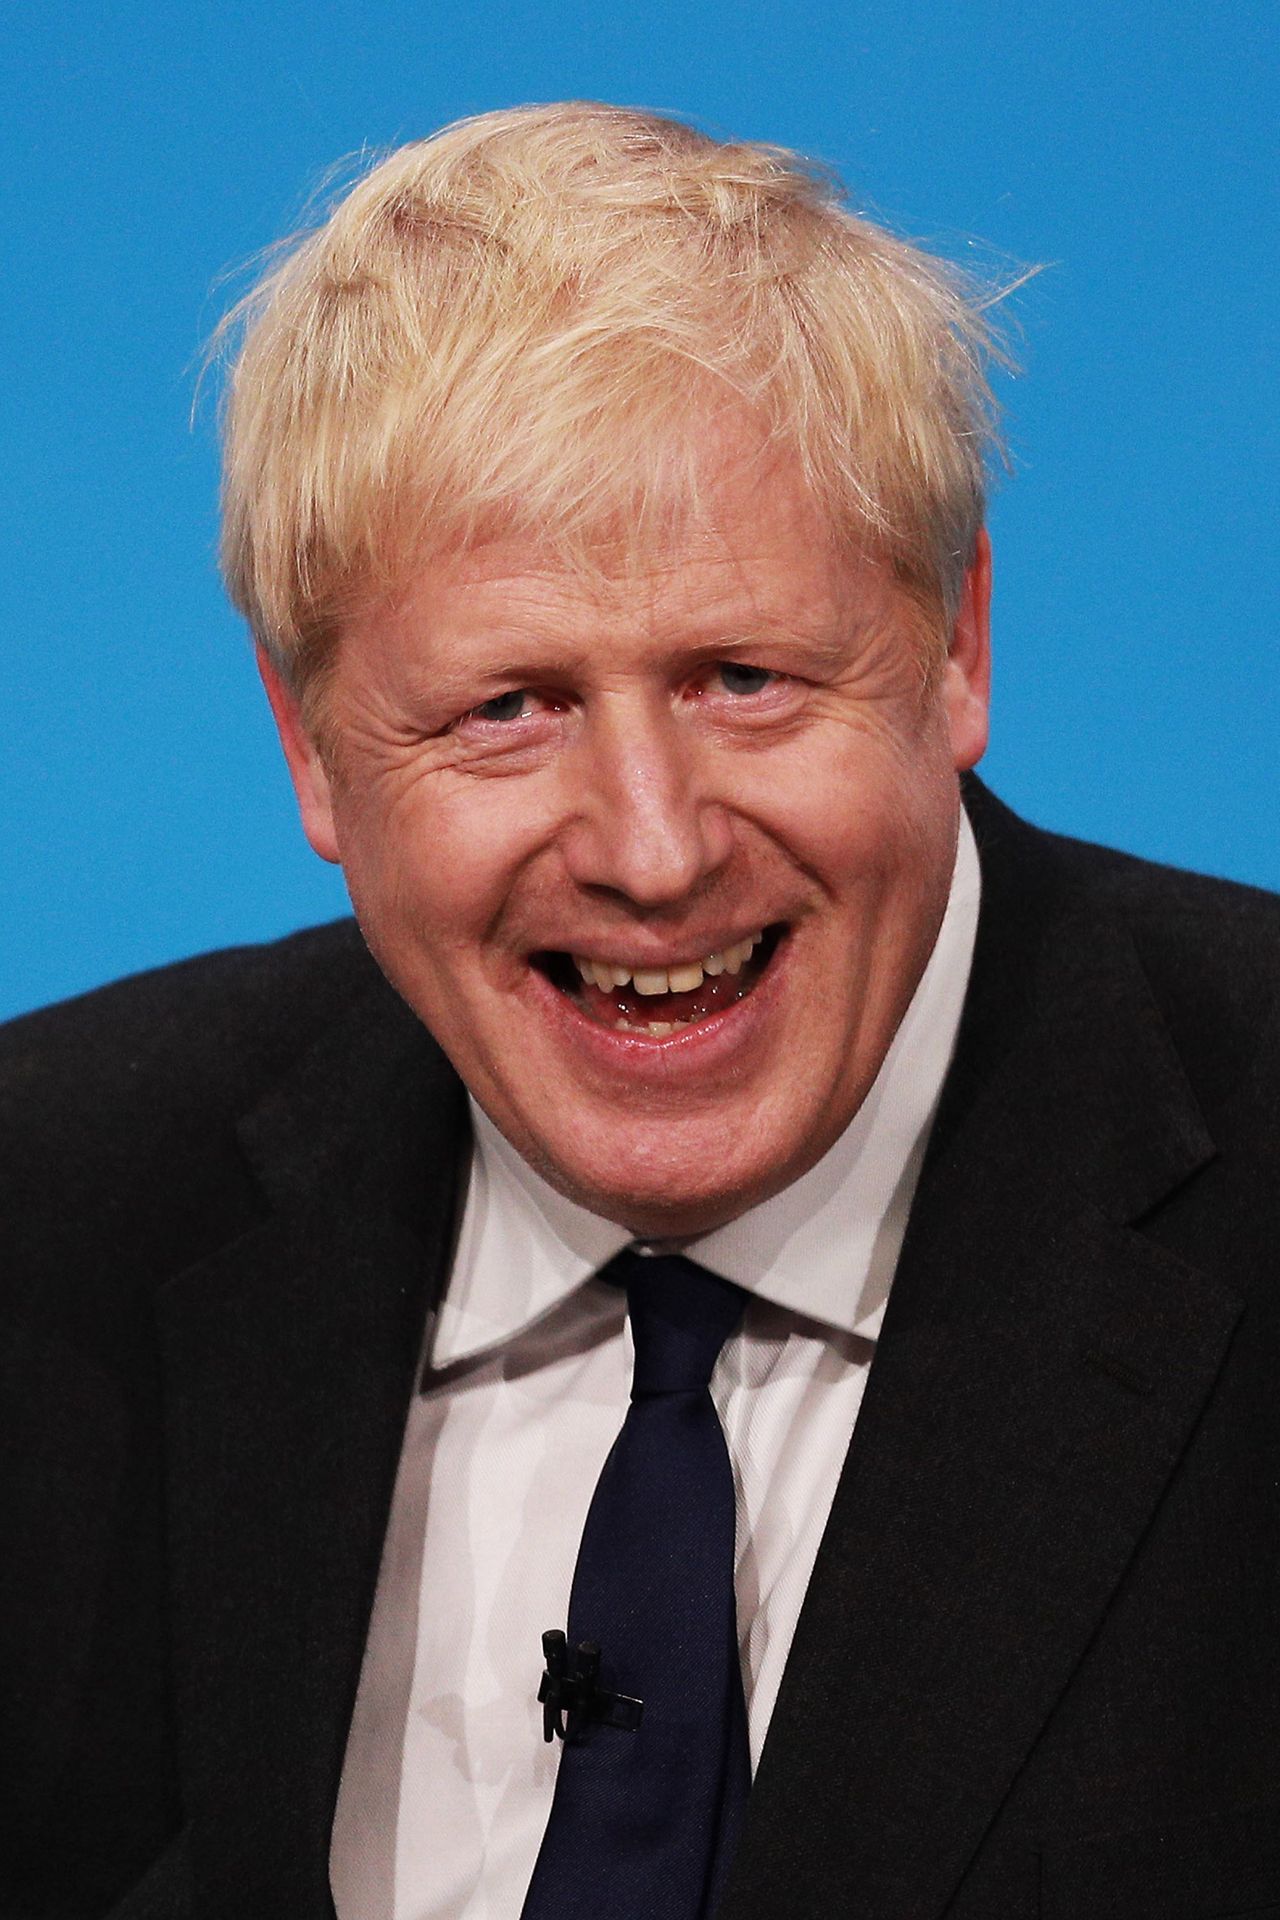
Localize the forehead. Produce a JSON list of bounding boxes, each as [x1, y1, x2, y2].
[[351, 435, 888, 673]]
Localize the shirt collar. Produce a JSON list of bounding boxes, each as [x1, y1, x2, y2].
[[431, 812, 981, 1366]]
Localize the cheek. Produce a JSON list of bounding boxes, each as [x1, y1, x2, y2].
[[333, 771, 552, 961], [755, 721, 955, 896], [330, 778, 450, 947]]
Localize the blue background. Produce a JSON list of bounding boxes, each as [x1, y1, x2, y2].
[[3, 0, 1276, 1021]]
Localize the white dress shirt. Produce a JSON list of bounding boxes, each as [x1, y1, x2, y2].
[[331, 815, 981, 1920]]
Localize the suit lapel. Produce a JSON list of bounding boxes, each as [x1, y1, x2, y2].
[[721, 788, 1242, 1920], [153, 978, 468, 1918]]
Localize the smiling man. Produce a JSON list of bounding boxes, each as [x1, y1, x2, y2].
[[3, 104, 1280, 1920], [262, 424, 989, 1240]]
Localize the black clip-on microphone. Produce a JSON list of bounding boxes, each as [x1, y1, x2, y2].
[[537, 1629, 644, 1743]]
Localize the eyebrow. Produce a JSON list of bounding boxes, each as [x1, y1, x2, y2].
[[418, 623, 855, 694], [395, 594, 874, 711]]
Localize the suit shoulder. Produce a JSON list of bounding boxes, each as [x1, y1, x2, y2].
[[966, 783, 1280, 1122], [972, 782, 1278, 966], [1045, 824, 1279, 992], [1012, 809, 1280, 1117], [1048, 826, 1280, 932], [0, 917, 376, 1117], [0, 921, 389, 1299]]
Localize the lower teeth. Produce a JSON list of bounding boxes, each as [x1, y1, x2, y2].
[[615, 1016, 692, 1036]]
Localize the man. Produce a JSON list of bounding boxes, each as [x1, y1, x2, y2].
[[2, 101, 1278, 1920]]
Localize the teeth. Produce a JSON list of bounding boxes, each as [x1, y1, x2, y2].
[[614, 1016, 694, 1036], [571, 930, 765, 996], [704, 935, 758, 977], [632, 969, 671, 997]]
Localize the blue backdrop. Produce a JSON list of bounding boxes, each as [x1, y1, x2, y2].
[[3, 0, 1276, 1020]]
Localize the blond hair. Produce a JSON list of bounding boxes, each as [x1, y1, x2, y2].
[[217, 102, 1013, 709]]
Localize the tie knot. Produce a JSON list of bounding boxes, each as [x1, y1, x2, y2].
[[603, 1250, 746, 1396]]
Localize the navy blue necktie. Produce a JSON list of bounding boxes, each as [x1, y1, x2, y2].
[[521, 1250, 751, 1920]]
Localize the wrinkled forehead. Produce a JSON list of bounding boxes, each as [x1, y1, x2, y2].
[[383, 398, 797, 556], [379, 407, 895, 624], [362, 419, 873, 638], [300, 411, 944, 750]]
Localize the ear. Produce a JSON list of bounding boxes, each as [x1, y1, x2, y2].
[[256, 649, 342, 865], [941, 528, 992, 772]]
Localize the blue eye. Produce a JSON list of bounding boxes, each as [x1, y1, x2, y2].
[[474, 689, 533, 723], [717, 663, 774, 696]]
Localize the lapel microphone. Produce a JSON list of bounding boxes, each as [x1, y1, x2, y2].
[[537, 1630, 644, 1743]]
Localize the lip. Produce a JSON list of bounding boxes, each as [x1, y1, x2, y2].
[[520, 926, 792, 1082], [542, 926, 769, 973]]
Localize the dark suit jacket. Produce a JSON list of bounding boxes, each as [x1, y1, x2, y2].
[[3, 781, 1279, 1920]]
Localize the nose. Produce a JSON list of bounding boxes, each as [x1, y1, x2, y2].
[[558, 698, 733, 907]]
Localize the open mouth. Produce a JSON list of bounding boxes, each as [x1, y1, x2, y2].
[[534, 924, 786, 1037]]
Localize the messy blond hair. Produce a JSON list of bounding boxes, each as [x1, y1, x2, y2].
[[218, 102, 1013, 714]]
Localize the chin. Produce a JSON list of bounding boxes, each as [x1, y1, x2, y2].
[[532, 1127, 803, 1239]]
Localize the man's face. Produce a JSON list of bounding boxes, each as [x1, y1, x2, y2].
[[266, 437, 990, 1238]]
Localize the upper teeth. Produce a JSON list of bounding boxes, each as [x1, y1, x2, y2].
[[572, 932, 764, 996]]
